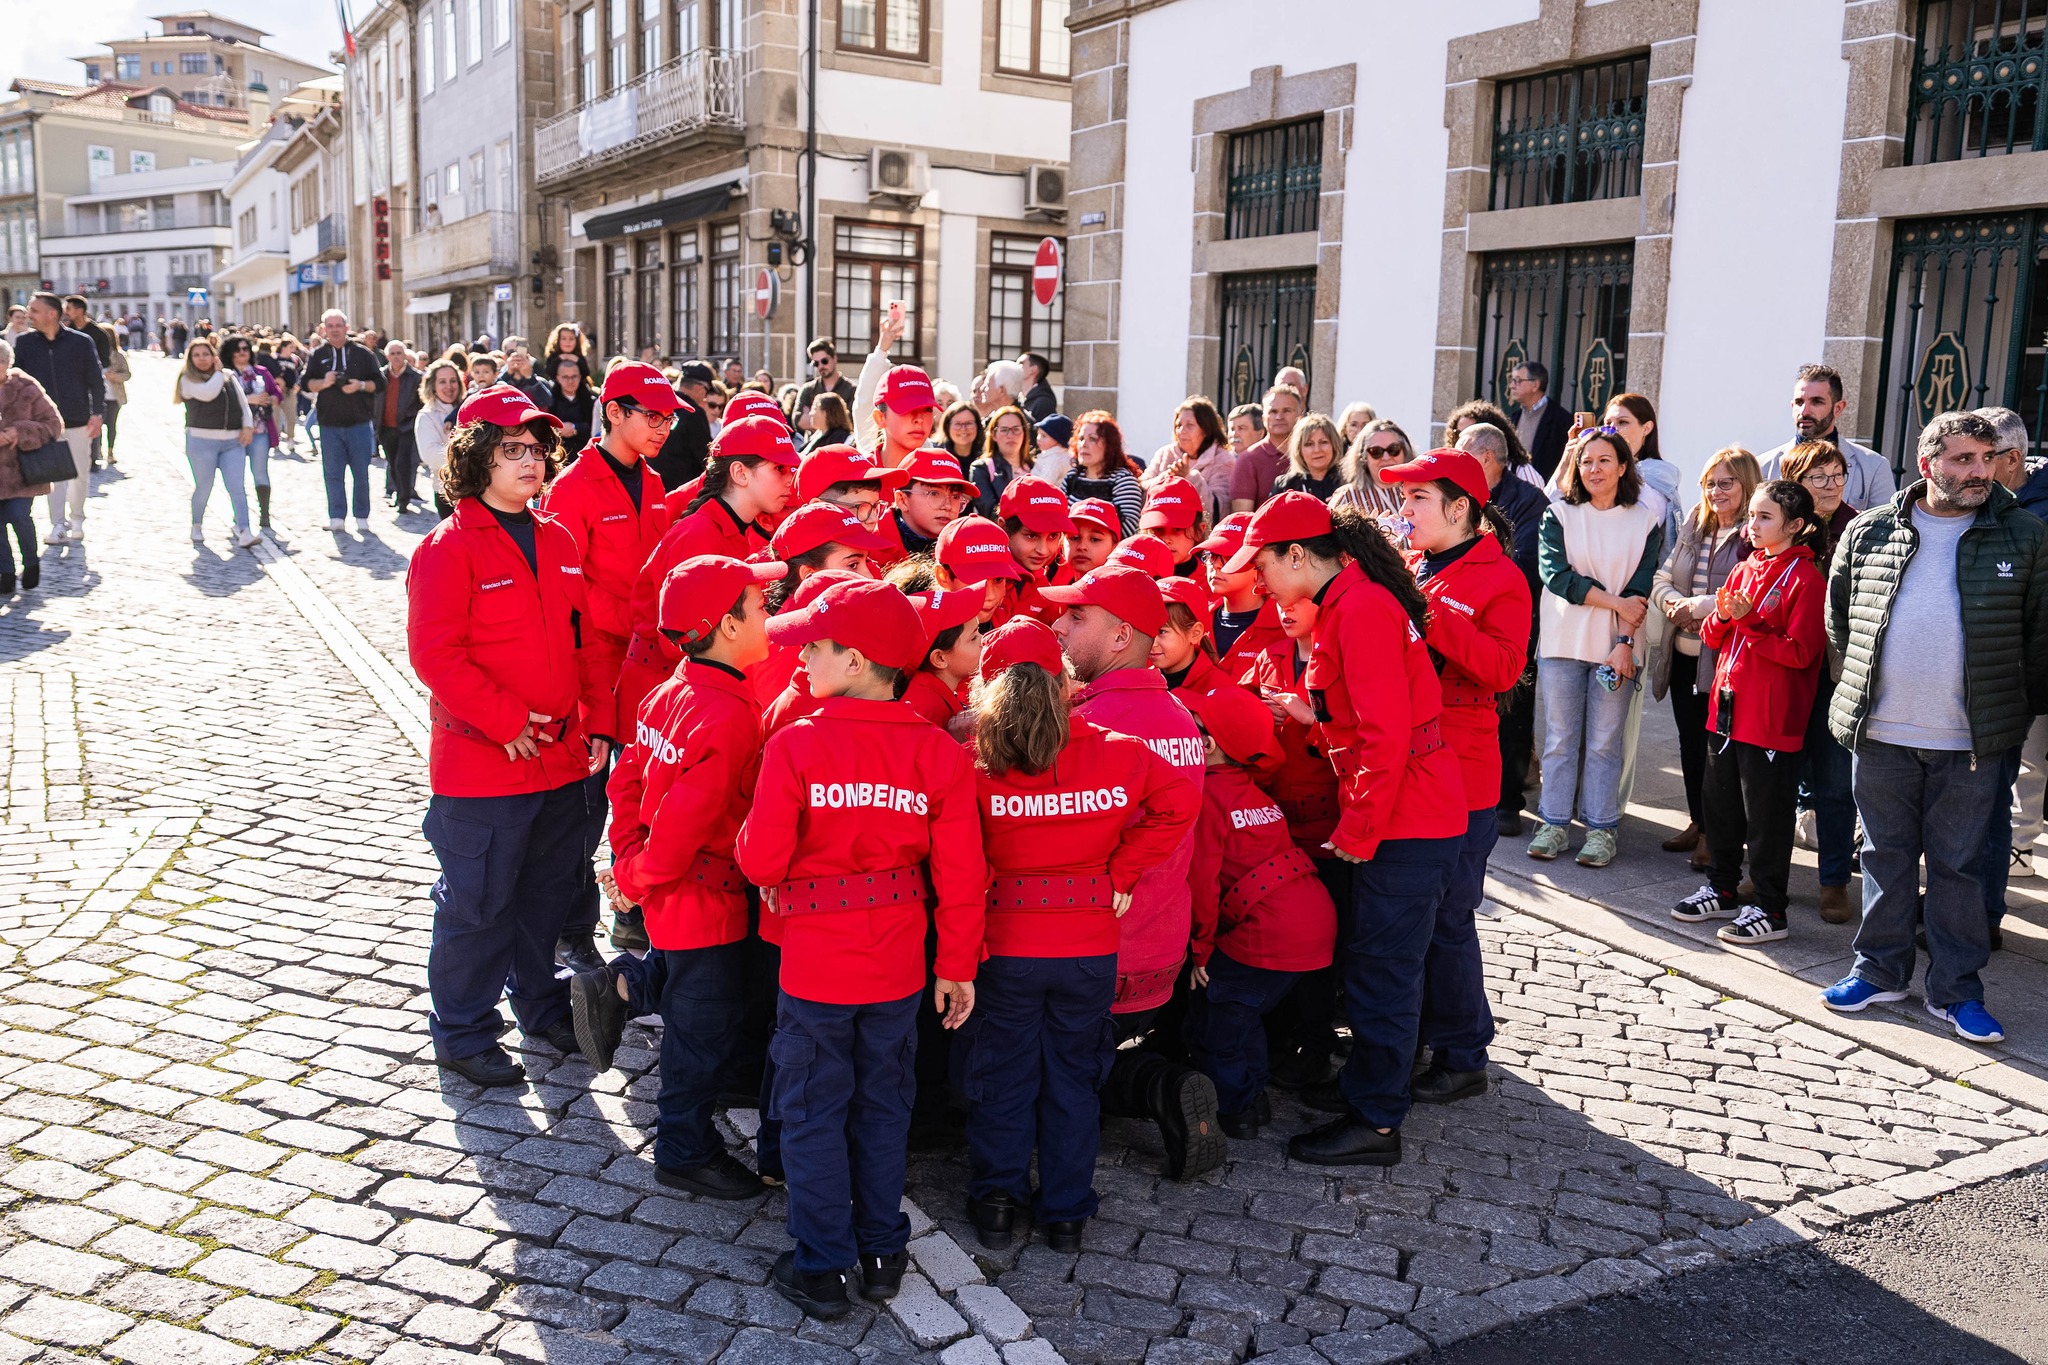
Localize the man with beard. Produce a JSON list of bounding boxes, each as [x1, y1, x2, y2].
[[1758, 363, 1894, 511], [1820, 410, 2048, 1047]]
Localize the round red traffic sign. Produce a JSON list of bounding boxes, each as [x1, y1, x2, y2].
[[755, 267, 780, 319], [1033, 237, 1063, 308]]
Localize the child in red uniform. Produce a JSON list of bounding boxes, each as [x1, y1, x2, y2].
[[793, 443, 909, 533], [575, 553, 785, 1197], [963, 620, 1199, 1251], [1140, 475, 1205, 576], [1066, 499, 1120, 578], [1108, 534, 1176, 579], [755, 503, 889, 704], [869, 449, 974, 568], [736, 579, 987, 1318], [934, 515, 1025, 620], [1179, 684, 1337, 1138], [997, 476, 1077, 623], [1198, 513, 1284, 680], [903, 589, 985, 730], [1151, 576, 1232, 694]]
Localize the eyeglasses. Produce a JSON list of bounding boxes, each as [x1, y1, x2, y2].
[[1800, 470, 1847, 488], [1705, 477, 1742, 492], [1362, 443, 1405, 459], [826, 496, 885, 526], [496, 440, 549, 463], [615, 402, 675, 430]]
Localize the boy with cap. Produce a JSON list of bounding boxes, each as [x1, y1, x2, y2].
[[1140, 476, 1205, 576], [1065, 498, 1119, 579], [1152, 577, 1232, 694], [736, 578, 987, 1317], [934, 515, 1025, 620], [869, 448, 973, 567], [1198, 512, 1284, 679], [1178, 684, 1338, 1139], [576, 553, 786, 1198], [903, 588, 986, 731], [793, 443, 909, 532], [541, 361, 687, 963], [995, 476, 1077, 624], [1040, 566, 1222, 1179], [755, 503, 891, 703]]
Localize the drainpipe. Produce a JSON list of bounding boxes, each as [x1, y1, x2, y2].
[[803, 0, 818, 343]]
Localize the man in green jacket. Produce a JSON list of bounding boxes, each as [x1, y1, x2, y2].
[[1821, 410, 2048, 1045]]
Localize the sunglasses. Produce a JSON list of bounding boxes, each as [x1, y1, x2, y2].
[[1362, 443, 1405, 458]]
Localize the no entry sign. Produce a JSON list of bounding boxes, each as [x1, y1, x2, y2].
[[755, 267, 780, 319], [1033, 237, 1063, 308]]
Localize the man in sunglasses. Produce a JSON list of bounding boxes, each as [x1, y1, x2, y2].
[[794, 338, 857, 424], [541, 362, 690, 965]]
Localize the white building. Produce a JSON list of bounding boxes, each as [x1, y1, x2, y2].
[[212, 114, 295, 329], [277, 104, 349, 336], [41, 159, 233, 327]]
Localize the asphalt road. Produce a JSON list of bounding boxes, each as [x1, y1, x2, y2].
[[1426, 1171, 2048, 1364]]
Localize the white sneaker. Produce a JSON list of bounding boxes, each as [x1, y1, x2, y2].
[[235, 528, 261, 548], [327, 517, 345, 531], [1794, 808, 1818, 851], [353, 518, 373, 534], [44, 525, 66, 545], [191, 524, 205, 543], [2011, 846, 2039, 880], [65, 525, 83, 542]]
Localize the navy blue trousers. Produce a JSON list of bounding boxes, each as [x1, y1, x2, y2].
[[423, 779, 584, 1058], [753, 938, 783, 1178], [1337, 834, 1461, 1130], [1419, 809, 1498, 1075], [958, 954, 1116, 1223], [565, 762, 608, 936], [1185, 950, 1298, 1116], [614, 942, 747, 1170], [769, 989, 918, 1274]]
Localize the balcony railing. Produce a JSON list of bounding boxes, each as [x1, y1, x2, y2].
[[315, 214, 346, 259], [407, 210, 521, 285], [167, 273, 210, 293], [535, 48, 743, 186]]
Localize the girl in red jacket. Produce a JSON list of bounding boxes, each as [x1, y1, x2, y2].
[[1066, 498, 1120, 578], [1199, 513, 1284, 681], [997, 476, 1076, 625], [1228, 493, 1466, 1168], [1384, 450, 1532, 1105], [903, 588, 985, 731], [1179, 684, 1336, 1139], [406, 386, 606, 1090], [1151, 577, 1233, 694], [963, 619, 1199, 1252], [1673, 479, 1829, 947]]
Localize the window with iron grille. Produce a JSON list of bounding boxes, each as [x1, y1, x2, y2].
[[709, 221, 742, 356], [986, 233, 1062, 372], [1874, 212, 2048, 465], [1490, 54, 1649, 211], [635, 239, 663, 354], [1217, 270, 1315, 411], [1224, 119, 1322, 241], [1475, 244, 1634, 417], [604, 244, 631, 359], [1906, 1, 2048, 164], [834, 221, 920, 363], [670, 228, 700, 357]]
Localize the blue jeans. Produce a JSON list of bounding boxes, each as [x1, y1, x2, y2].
[[1421, 809, 1498, 1075], [0, 498, 32, 578], [422, 779, 585, 1057], [1981, 744, 2023, 933], [186, 432, 250, 529], [1185, 950, 1298, 1117], [1799, 676, 1857, 887], [245, 432, 272, 489], [770, 989, 919, 1274], [958, 954, 1116, 1223], [1850, 739, 2000, 1008], [614, 942, 748, 1171], [320, 420, 376, 520], [1336, 834, 1462, 1130], [1537, 657, 1637, 830]]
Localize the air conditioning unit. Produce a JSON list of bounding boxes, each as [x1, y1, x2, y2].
[[1024, 163, 1067, 218], [868, 148, 930, 203]]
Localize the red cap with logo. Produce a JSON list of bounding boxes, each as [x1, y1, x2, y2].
[[796, 444, 910, 503], [1177, 684, 1278, 766], [459, 383, 566, 430], [936, 517, 1025, 585], [977, 617, 1066, 683], [1069, 498, 1120, 534], [1037, 565, 1168, 637], [787, 567, 865, 612], [1107, 535, 1176, 578], [898, 449, 976, 491], [769, 502, 890, 560], [723, 389, 787, 427], [764, 577, 927, 670], [658, 554, 787, 643], [1140, 477, 1202, 531], [997, 476, 1079, 534], [911, 588, 985, 647], [1377, 447, 1490, 507], [1221, 491, 1334, 574], [1157, 575, 1213, 618], [597, 361, 688, 414], [1195, 510, 1254, 558], [878, 365, 939, 414], [711, 415, 801, 468]]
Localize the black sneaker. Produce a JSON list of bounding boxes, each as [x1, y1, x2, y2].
[[610, 905, 650, 952], [1287, 1115, 1402, 1167], [540, 1021, 582, 1055], [1670, 884, 1737, 923], [656, 1151, 765, 1201], [771, 1251, 850, 1320], [435, 1044, 526, 1088], [858, 1251, 907, 1301], [1411, 1066, 1488, 1104], [570, 966, 626, 1072], [1152, 1063, 1224, 1181], [555, 930, 606, 976]]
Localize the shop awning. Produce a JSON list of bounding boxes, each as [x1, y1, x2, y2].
[[405, 293, 453, 315], [583, 180, 739, 241]]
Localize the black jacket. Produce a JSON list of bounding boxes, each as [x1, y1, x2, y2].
[[794, 373, 855, 417], [1020, 380, 1058, 423], [12, 326, 105, 427], [301, 341, 384, 427], [1488, 469, 1550, 615], [508, 373, 555, 408], [549, 384, 596, 453], [650, 401, 712, 491], [1516, 401, 1572, 482]]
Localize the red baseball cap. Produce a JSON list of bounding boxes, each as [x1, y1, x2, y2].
[[723, 390, 787, 427], [769, 502, 890, 560], [936, 517, 1025, 585], [764, 577, 926, 670], [787, 567, 865, 612], [1195, 510, 1254, 558], [796, 444, 910, 503], [1069, 498, 1120, 534], [911, 588, 985, 647], [597, 361, 688, 415], [998, 477, 1079, 534], [898, 449, 976, 492], [1140, 477, 1201, 531], [978, 617, 1066, 683], [1222, 491, 1333, 574], [1157, 575, 1212, 618], [458, 383, 565, 430], [658, 554, 786, 643], [711, 415, 801, 468], [878, 365, 939, 414], [1038, 565, 1168, 637], [1107, 535, 1176, 578], [1378, 447, 1490, 507], [1177, 684, 1277, 767]]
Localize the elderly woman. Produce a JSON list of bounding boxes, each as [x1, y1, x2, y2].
[[0, 339, 60, 592], [1145, 397, 1236, 526], [1328, 419, 1412, 521]]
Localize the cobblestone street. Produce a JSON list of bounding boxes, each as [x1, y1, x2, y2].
[[0, 355, 2044, 1365]]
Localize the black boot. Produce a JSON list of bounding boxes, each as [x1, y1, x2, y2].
[[255, 483, 272, 530], [570, 966, 626, 1072], [435, 1044, 526, 1088], [1143, 1057, 1224, 1181], [610, 905, 649, 952], [966, 1191, 1017, 1250], [657, 1151, 765, 1200], [1042, 1220, 1084, 1253]]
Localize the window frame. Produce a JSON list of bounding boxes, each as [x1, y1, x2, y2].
[[1224, 117, 1324, 241], [608, 0, 630, 88], [494, 0, 512, 48], [467, 0, 485, 65], [1489, 53, 1649, 212], [670, 227, 701, 358], [577, 7, 598, 103], [420, 11, 436, 94], [985, 231, 1063, 373], [604, 242, 632, 358], [993, 0, 1069, 81], [708, 219, 743, 358], [836, 0, 927, 63], [833, 219, 923, 365]]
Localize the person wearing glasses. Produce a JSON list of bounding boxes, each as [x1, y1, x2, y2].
[[795, 337, 856, 419], [540, 363, 689, 967], [407, 384, 607, 1089], [1329, 419, 1414, 523]]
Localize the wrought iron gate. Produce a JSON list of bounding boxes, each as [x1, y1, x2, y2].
[[1475, 244, 1634, 415], [1218, 269, 1315, 410]]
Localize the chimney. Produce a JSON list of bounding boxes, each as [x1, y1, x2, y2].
[[246, 81, 270, 126]]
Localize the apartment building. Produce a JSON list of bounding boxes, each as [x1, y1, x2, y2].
[[76, 12, 329, 113], [277, 106, 351, 337], [214, 117, 298, 329], [39, 159, 233, 328], [532, 0, 1071, 386]]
